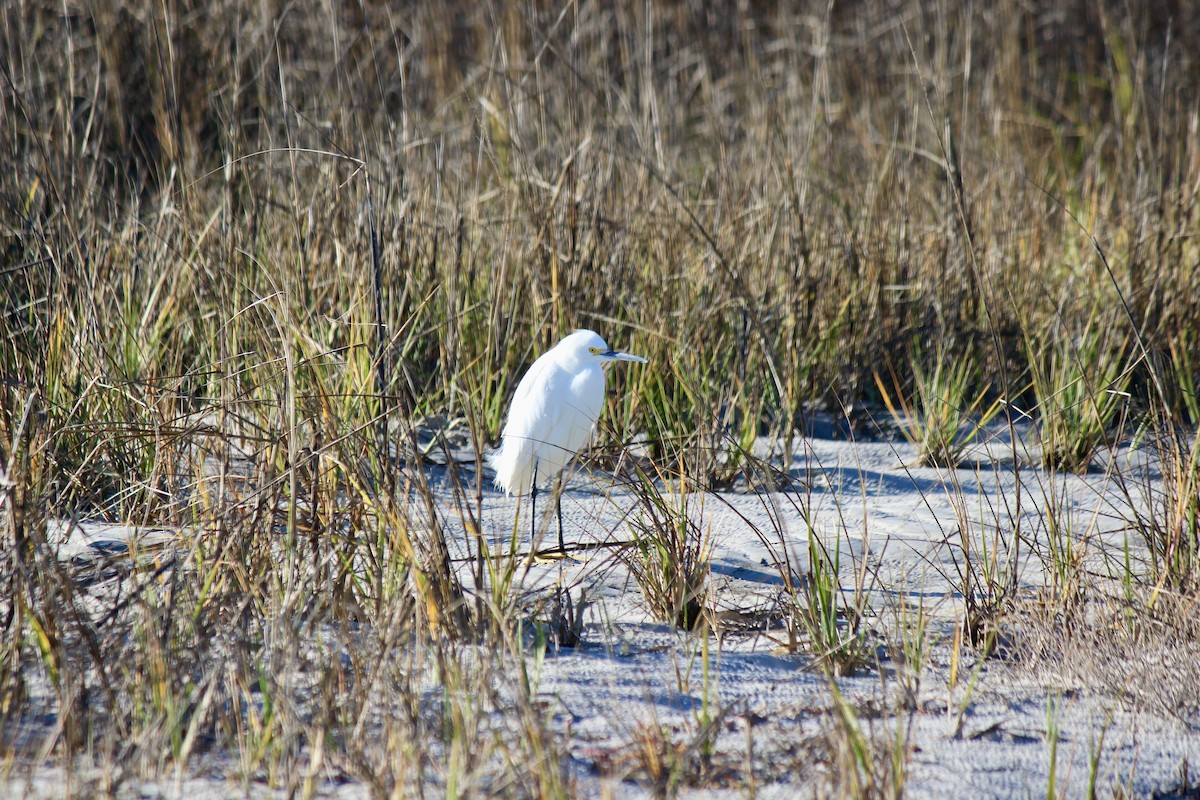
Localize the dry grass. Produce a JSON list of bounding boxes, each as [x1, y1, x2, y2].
[[3, 0, 1200, 795]]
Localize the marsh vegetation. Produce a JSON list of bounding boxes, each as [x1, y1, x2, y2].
[[2, 1, 1199, 796]]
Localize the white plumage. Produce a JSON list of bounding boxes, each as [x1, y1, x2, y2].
[[489, 329, 647, 550]]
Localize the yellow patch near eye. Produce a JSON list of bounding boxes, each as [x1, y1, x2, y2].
[[589, 347, 601, 354]]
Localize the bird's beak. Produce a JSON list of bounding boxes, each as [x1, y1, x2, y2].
[[602, 348, 648, 363]]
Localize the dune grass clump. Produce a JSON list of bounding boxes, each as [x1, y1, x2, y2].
[[1028, 320, 1132, 472], [876, 345, 1002, 468], [744, 462, 875, 676], [796, 528, 873, 676], [821, 677, 913, 800], [623, 462, 712, 632], [1124, 431, 1200, 594], [1166, 330, 1200, 426]]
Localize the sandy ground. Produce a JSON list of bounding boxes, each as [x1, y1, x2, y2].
[[7, 430, 1200, 798], [473, 435, 1198, 798]]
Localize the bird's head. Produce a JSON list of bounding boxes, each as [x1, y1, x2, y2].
[[566, 329, 648, 366]]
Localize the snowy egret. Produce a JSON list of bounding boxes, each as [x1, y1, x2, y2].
[[490, 329, 647, 552]]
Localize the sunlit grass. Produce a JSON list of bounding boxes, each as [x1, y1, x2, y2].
[[876, 344, 1003, 468], [1027, 317, 1133, 473], [1, 0, 1199, 795]]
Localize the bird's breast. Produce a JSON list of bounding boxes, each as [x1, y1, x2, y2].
[[569, 366, 605, 420]]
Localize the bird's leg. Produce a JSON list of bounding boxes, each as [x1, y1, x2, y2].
[[530, 461, 539, 545], [556, 490, 565, 553]]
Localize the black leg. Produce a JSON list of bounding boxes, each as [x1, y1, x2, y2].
[[556, 491, 564, 552], [530, 461, 539, 543]]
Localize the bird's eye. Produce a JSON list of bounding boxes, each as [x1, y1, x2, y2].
[[588, 347, 601, 355]]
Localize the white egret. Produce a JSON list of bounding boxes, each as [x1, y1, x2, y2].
[[490, 329, 647, 552]]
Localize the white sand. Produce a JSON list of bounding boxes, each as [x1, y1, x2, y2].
[[9, 430, 1199, 798]]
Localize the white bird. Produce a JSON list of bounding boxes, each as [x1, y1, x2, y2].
[[490, 329, 647, 552]]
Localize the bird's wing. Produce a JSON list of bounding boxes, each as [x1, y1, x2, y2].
[[494, 357, 572, 487], [563, 367, 604, 451], [494, 350, 607, 493], [502, 353, 559, 439]]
